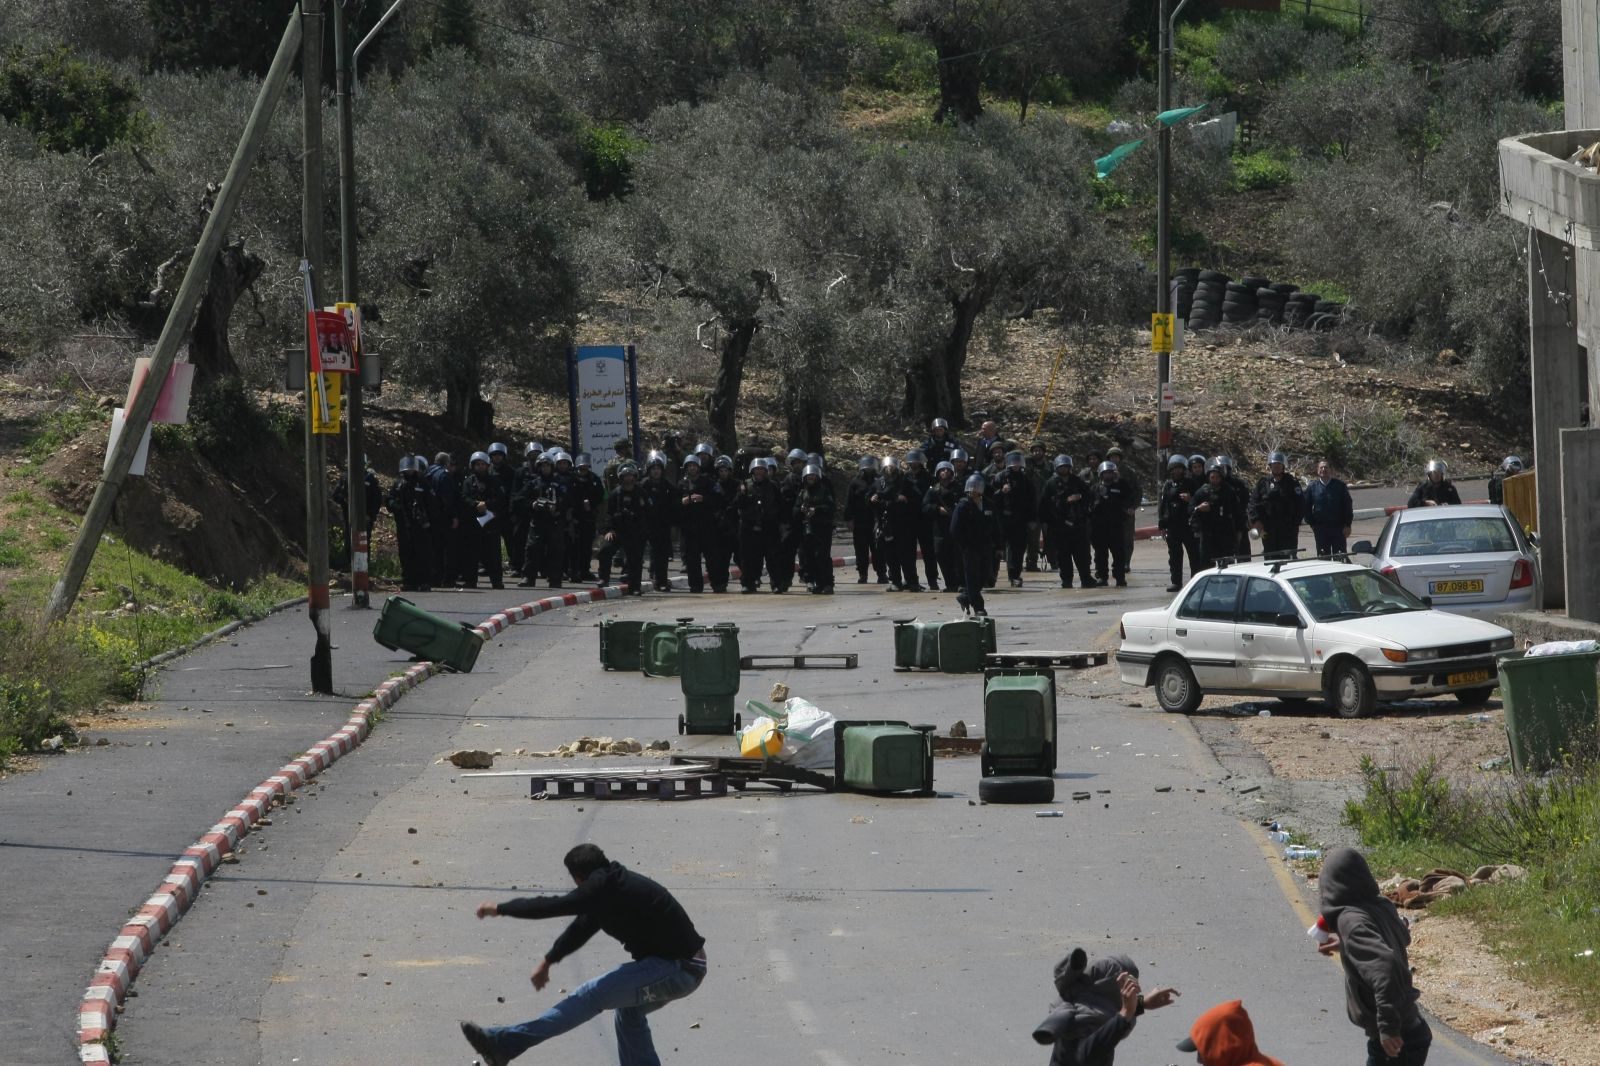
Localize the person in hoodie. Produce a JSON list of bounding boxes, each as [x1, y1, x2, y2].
[[1175, 1000, 1283, 1066], [1317, 846, 1430, 1066], [1032, 946, 1180, 1066], [461, 844, 707, 1066]]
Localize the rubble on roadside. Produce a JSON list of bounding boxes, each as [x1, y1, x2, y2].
[[1379, 865, 1526, 909]]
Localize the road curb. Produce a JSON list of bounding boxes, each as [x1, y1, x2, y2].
[[76, 585, 624, 1063], [132, 596, 310, 674]]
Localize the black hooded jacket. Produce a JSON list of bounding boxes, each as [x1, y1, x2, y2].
[[1032, 948, 1142, 1066], [1319, 847, 1423, 1041], [497, 861, 705, 965]]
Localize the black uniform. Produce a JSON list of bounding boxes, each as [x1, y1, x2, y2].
[[873, 471, 922, 591], [920, 431, 960, 468], [508, 457, 540, 576], [1040, 470, 1093, 587], [488, 457, 520, 573], [1487, 472, 1506, 505], [386, 472, 435, 591], [459, 466, 509, 588], [736, 474, 785, 592], [1089, 476, 1136, 584], [844, 472, 884, 583], [1189, 480, 1236, 572], [640, 469, 677, 591], [596, 480, 646, 593], [922, 477, 962, 593], [993, 465, 1036, 584], [1158, 471, 1202, 587], [677, 468, 715, 593], [1249, 471, 1305, 556], [1407, 477, 1461, 508], [425, 461, 461, 587], [705, 471, 738, 593], [566, 471, 605, 581], [1223, 471, 1252, 556], [777, 466, 806, 589], [950, 494, 989, 616], [796, 478, 835, 593], [907, 466, 940, 590], [518, 465, 570, 588], [1115, 466, 1142, 569]]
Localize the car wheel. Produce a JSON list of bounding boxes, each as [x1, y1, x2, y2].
[[1327, 661, 1376, 719], [1154, 656, 1202, 714], [978, 775, 1055, 804], [1454, 686, 1495, 708]]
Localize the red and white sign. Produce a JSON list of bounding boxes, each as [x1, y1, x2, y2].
[[124, 359, 194, 425], [308, 310, 357, 374]]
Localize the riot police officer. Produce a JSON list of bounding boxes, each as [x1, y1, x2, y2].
[[387, 455, 435, 591], [1189, 463, 1237, 572], [706, 455, 739, 593], [1408, 459, 1461, 507], [486, 442, 518, 572], [677, 454, 714, 593], [460, 451, 507, 589], [845, 456, 884, 584], [1089, 461, 1135, 586], [640, 451, 677, 592], [1158, 454, 1200, 592], [906, 449, 940, 591], [517, 452, 569, 589], [1214, 455, 1251, 557], [951, 474, 991, 617], [1488, 455, 1522, 505], [778, 448, 808, 589], [1041, 455, 1093, 588], [736, 457, 784, 593], [923, 461, 962, 592], [797, 464, 835, 594], [566, 453, 605, 582], [1249, 451, 1304, 556], [597, 462, 646, 594], [921, 417, 960, 467], [994, 450, 1036, 587], [873, 456, 922, 592]]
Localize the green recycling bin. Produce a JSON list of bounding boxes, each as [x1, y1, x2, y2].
[[978, 615, 997, 654], [373, 596, 484, 673], [640, 618, 694, 677], [982, 668, 1057, 776], [678, 623, 742, 735], [893, 619, 943, 669], [1496, 649, 1600, 773], [834, 720, 934, 794], [598, 619, 645, 672], [937, 620, 987, 673]]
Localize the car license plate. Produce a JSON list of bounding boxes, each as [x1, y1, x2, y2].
[[1448, 669, 1492, 687], [1430, 579, 1484, 595]]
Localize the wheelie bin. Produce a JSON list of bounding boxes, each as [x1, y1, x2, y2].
[[833, 720, 935, 795], [372, 596, 484, 672], [1496, 649, 1600, 773], [678, 623, 742, 734], [936, 619, 988, 673], [893, 619, 943, 669], [598, 619, 645, 672], [640, 617, 695, 678], [981, 667, 1057, 776]]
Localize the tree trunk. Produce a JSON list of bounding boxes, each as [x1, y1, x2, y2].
[[444, 367, 489, 435], [785, 391, 824, 455], [706, 318, 757, 455], [188, 237, 262, 388], [904, 294, 984, 426], [931, 36, 983, 124]]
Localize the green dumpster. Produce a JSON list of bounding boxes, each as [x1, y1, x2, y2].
[[373, 596, 484, 672], [937, 620, 987, 673], [982, 668, 1057, 776], [640, 617, 694, 677], [893, 619, 942, 669], [598, 619, 645, 672], [678, 624, 742, 735], [834, 720, 935, 794], [1496, 649, 1600, 773]]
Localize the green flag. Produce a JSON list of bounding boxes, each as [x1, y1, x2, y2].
[[1094, 139, 1144, 179], [1156, 104, 1207, 127]]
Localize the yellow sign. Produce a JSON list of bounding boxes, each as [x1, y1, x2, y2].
[[334, 301, 362, 355], [1152, 313, 1175, 353], [311, 371, 342, 435]]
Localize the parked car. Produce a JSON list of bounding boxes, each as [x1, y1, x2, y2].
[[1115, 559, 1514, 718], [1350, 504, 1540, 619]]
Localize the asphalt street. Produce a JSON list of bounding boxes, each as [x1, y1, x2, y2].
[[79, 515, 1511, 1066]]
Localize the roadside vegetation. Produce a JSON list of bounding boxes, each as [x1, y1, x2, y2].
[[1344, 753, 1600, 1015]]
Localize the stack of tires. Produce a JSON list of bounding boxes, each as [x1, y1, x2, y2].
[[1187, 270, 1228, 332], [1172, 267, 1199, 322], [1311, 299, 1345, 331], [1284, 290, 1320, 327], [1255, 282, 1295, 324], [1221, 277, 1263, 324]]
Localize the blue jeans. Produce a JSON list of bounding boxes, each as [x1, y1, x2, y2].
[[487, 956, 706, 1065]]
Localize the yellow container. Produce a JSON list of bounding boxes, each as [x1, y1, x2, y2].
[[740, 721, 785, 758]]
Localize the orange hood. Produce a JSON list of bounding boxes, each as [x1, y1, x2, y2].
[[1185, 1000, 1284, 1066]]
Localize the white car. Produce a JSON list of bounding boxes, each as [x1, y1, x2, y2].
[[1115, 559, 1515, 718], [1353, 504, 1540, 619]]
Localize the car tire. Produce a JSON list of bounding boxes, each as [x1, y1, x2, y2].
[[1327, 661, 1376, 719], [1454, 686, 1495, 708], [1154, 656, 1203, 713], [978, 775, 1055, 804]]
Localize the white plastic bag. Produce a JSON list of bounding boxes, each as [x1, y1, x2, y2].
[[1526, 639, 1599, 657], [777, 697, 836, 769]]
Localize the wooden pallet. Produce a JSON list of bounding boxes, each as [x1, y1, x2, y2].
[[529, 774, 728, 800], [739, 653, 859, 670], [984, 650, 1109, 670], [670, 755, 835, 792]]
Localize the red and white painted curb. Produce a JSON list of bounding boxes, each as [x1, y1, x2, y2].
[[76, 586, 623, 1063]]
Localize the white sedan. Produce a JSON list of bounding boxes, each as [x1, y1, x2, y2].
[[1353, 504, 1540, 619], [1115, 559, 1515, 718]]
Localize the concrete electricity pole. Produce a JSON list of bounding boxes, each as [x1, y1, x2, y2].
[[1156, 0, 1192, 485], [44, 12, 304, 625], [335, 0, 369, 609], [303, 0, 335, 693]]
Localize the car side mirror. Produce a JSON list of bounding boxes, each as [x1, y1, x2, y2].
[[1276, 612, 1303, 628], [1350, 539, 1374, 555]]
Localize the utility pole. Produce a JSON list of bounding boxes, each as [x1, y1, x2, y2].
[[1155, 0, 1192, 488], [335, 0, 369, 609], [44, 12, 303, 625], [303, 0, 334, 694]]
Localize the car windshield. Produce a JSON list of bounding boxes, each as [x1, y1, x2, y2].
[[1391, 516, 1518, 557], [1287, 570, 1426, 622]]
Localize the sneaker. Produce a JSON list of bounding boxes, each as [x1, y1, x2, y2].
[[460, 1021, 507, 1066]]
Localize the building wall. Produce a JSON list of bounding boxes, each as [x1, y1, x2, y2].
[[1565, 0, 1600, 129]]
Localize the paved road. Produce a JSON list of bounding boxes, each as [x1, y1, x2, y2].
[[88, 523, 1507, 1066]]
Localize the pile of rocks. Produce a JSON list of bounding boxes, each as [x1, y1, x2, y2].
[[540, 736, 673, 757]]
